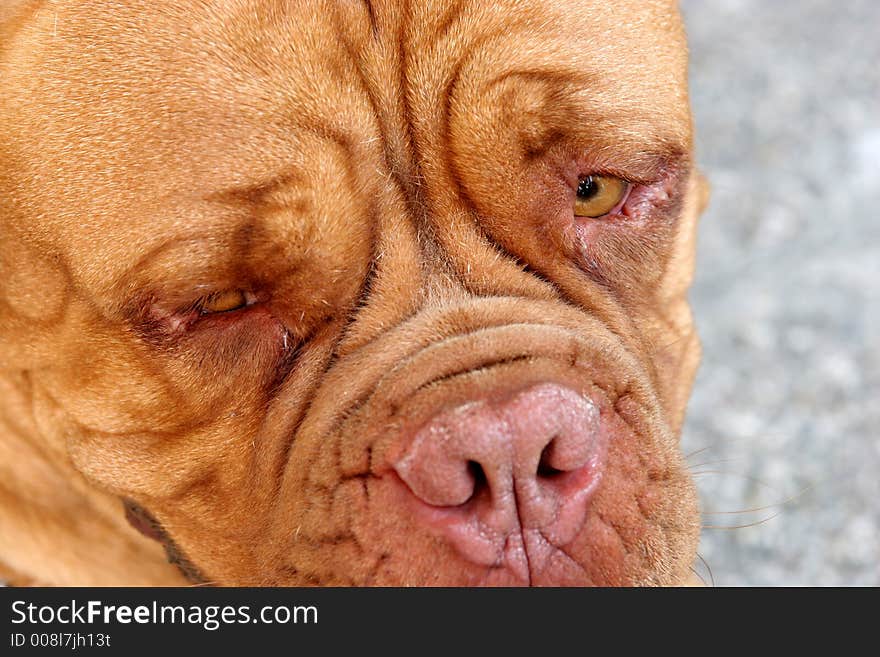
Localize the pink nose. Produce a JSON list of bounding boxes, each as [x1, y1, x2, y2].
[[392, 383, 607, 563]]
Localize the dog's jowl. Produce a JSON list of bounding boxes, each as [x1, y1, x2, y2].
[[0, 0, 708, 586]]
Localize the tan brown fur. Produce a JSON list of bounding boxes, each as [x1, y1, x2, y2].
[[1, 0, 707, 586]]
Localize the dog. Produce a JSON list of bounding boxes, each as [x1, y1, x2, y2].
[[0, 0, 709, 586]]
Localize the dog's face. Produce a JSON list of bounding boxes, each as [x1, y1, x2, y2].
[[0, 0, 706, 585]]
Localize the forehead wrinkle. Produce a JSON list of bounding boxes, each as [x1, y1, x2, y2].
[[205, 116, 362, 212], [445, 54, 689, 185]]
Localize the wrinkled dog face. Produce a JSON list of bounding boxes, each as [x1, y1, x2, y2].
[[0, 0, 705, 585]]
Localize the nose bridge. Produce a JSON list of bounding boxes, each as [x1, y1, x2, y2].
[[365, 29, 478, 308], [326, 3, 469, 311], [368, 108, 472, 308]]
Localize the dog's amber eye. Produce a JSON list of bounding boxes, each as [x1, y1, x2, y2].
[[574, 175, 629, 218], [199, 289, 249, 314]]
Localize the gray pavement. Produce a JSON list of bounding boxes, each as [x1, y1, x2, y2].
[[679, 0, 879, 585]]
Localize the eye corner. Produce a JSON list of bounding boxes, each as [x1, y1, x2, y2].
[[128, 287, 261, 339]]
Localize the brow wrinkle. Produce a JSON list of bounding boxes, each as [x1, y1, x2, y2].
[[204, 118, 358, 210]]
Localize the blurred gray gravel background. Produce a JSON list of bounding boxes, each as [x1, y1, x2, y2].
[[679, 0, 879, 585]]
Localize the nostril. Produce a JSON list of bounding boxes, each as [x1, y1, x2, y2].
[[537, 439, 566, 478], [465, 460, 489, 503]]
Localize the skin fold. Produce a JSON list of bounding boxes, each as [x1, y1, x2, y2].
[[0, 0, 709, 586]]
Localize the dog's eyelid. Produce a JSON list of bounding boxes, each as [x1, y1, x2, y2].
[[576, 166, 648, 188], [569, 143, 689, 188]]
